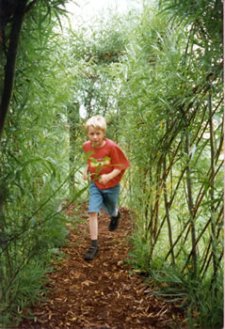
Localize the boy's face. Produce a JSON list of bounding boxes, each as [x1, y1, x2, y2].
[[87, 126, 105, 148]]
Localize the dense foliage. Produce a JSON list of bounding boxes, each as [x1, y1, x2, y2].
[[0, 0, 84, 325], [120, 3, 223, 328], [0, 0, 223, 328]]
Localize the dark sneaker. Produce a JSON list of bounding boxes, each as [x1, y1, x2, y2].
[[109, 212, 120, 231], [84, 245, 98, 261]]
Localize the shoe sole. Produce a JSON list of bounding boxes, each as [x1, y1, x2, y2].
[[84, 248, 99, 261]]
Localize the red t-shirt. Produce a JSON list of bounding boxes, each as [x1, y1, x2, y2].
[[83, 138, 129, 190]]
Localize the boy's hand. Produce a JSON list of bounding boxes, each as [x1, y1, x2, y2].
[[99, 174, 110, 185], [99, 169, 121, 185], [83, 173, 88, 180], [83, 170, 88, 181]]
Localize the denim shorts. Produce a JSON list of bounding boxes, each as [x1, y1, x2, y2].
[[88, 183, 120, 216]]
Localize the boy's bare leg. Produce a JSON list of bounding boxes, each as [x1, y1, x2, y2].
[[84, 212, 98, 261], [88, 212, 98, 240]]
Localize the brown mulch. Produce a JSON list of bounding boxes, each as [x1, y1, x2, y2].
[[17, 206, 186, 329]]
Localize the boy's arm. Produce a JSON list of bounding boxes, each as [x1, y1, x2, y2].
[[99, 168, 121, 185], [83, 165, 89, 180]]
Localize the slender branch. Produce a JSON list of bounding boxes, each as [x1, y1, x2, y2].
[[184, 126, 197, 276], [163, 154, 175, 265]]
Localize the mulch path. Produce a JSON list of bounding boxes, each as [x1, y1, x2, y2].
[[17, 206, 186, 329]]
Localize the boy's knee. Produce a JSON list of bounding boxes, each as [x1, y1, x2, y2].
[[88, 212, 98, 220]]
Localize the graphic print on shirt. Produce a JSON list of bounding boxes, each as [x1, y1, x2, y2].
[[89, 156, 111, 169]]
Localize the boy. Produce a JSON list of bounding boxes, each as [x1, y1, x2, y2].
[[82, 115, 129, 261]]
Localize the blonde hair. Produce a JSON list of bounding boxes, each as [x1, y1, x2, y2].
[[85, 115, 107, 132]]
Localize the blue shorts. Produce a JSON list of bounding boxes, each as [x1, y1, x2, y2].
[[88, 183, 120, 216]]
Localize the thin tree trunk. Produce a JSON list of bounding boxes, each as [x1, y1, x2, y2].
[[148, 160, 162, 251], [185, 128, 197, 276], [68, 102, 80, 196], [208, 78, 219, 287], [163, 155, 175, 265], [199, 205, 223, 278], [0, 1, 27, 137]]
